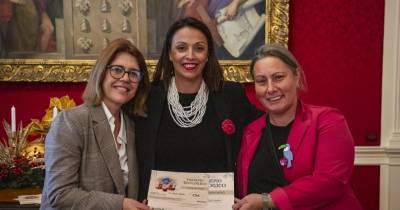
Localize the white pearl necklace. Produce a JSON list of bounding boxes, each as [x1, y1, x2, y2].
[[167, 77, 209, 128]]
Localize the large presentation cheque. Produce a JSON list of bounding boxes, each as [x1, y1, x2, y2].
[[147, 170, 234, 210]]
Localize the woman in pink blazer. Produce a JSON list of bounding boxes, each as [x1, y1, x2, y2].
[[233, 44, 362, 210]]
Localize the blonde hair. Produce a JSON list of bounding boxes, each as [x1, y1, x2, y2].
[[82, 38, 150, 116]]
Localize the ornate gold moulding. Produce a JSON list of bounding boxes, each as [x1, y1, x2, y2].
[[0, 60, 255, 83]]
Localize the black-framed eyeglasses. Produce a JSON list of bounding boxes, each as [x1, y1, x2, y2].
[[107, 65, 143, 82]]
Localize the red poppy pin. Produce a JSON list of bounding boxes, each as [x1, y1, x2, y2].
[[221, 119, 235, 135]]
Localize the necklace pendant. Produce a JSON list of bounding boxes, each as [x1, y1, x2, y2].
[[279, 158, 288, 166]]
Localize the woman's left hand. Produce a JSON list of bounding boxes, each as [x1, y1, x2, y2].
[[223, 1, 240, 20], [232, 194, 263, 210]]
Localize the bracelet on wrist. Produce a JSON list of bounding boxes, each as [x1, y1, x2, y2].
[[261, 193, 273, 210]]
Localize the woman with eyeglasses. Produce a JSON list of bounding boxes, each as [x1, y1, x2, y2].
[[41, 38, 151, 210]]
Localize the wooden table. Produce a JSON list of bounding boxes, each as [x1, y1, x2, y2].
[[0, 188, 41, 210]]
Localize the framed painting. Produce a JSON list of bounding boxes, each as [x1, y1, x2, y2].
[[0, 0, 289, 82]]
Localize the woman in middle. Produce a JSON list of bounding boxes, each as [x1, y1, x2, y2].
[[135, 17, 259, 200]]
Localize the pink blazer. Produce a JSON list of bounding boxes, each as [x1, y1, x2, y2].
[[237, 102, 362, 210]]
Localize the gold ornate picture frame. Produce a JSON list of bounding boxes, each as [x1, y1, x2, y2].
[[0, 0, 289, 83]]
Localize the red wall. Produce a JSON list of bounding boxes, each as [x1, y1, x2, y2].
[[352, 166, 380, 210], [0, 83, 84, 139], [0, 1, 384, 210], [289, 0, 384, 147]]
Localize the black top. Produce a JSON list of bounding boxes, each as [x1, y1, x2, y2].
[[134, 81, 261, 200], [155, 93, 227, 172], [248, 117, 293, 194]]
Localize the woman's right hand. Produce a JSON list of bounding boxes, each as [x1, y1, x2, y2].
[[122, 198, 151, 210]]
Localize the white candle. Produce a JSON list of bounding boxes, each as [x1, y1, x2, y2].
[[52, 106, 58, 120], [11, 106, 16, 133]]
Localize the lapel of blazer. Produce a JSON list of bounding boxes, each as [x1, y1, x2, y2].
[[90, 105, 125, 195], [125, 114, 138, 199], [147, 84, 167, 169], [287, 102, 310, 156], [210, 89, 233, 169], [244, 115, 267, 162]]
